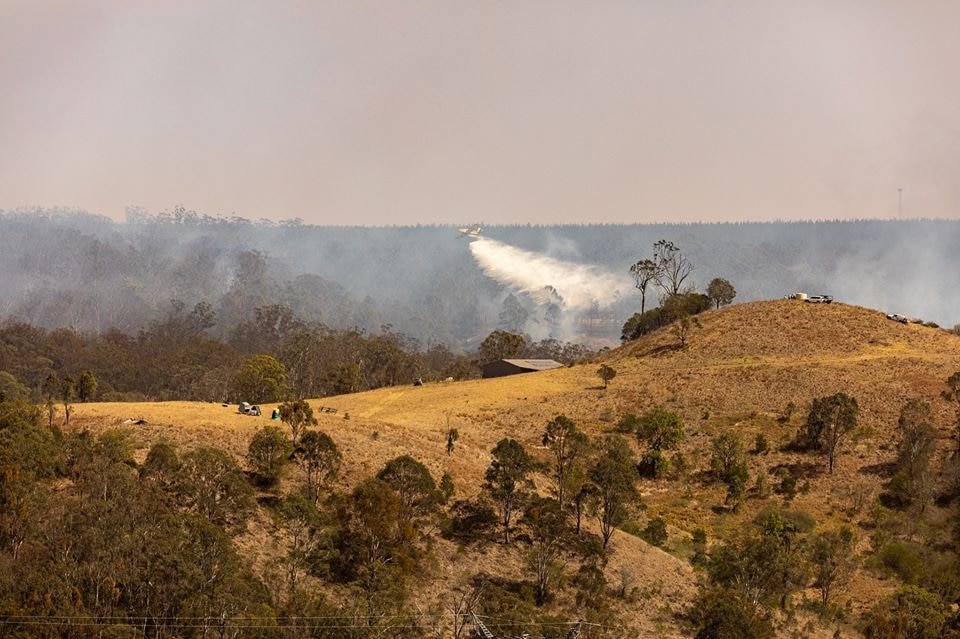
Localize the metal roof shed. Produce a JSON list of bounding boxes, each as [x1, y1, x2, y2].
[[481, 359, 564, 379]]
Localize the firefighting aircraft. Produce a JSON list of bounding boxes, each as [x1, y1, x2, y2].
[[457, 224, 482, 238]]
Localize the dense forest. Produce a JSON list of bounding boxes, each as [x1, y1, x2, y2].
[[2, 208, 959, 349]]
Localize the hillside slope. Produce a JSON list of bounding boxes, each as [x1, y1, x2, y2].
[[71, 300, 960, 638]]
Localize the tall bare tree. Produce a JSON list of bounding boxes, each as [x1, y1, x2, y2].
[[653, 239, 694, 297]]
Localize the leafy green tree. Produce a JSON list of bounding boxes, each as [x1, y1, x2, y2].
[[0, 371, 30, 403], [635, 408, 685, 479], [177, 447, 254, 529], [693, 587, 774, 639], [279, 399, 316, 444], [863, 585, 949, 639], [140, 441, 181, 494], [810, 527, 855, 606], [711, 433, 749, 511], [478, 330, 527, 365], [77, 369, 98, 402], [484, 438, 535, 543], [247, 425, 294, 486], [377, 455, 439, 520], [806, 393, 859, 473], [542, 415, 590, 512], [710, 433, 747, 484], [296, 430, 341, 503], [231, 354, 289, 403], [596, 364, 616, 389], [707, 278, 737, 309], [589, 436, 638, 548], [637, 408, 685, 452], [708, 508, 809, 608], [333, 478, 419, 617], [890, 399, 936, 508]]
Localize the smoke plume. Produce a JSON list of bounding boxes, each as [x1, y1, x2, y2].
[[469, 237, 625, 310]]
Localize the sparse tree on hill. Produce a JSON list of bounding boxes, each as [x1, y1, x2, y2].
[[296, 430, 341, 503], [524, 497, 568, 606], [711, 433, 749, 511], [806, 393, 859, 473], [637, 408, 685, 479], [707, 278, 737, 309], [596, 364, 616, 389], [485, 438, 535, 544], [671, 313, 701, 348], [630, 258, 662, 314], [890, 399, 936, 509], [810, 526, 856, 607], [589, 436, 638, 548], [637, 408, 685, 451], [279, 399, 316, 444], [942, 371, 960, 457], [542, 415, 590, 512]]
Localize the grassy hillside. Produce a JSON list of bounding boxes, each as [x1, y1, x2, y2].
[[67, 299, 960, 638]]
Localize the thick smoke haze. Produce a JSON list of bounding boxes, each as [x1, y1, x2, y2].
[[2, 3, 959, 223], [1, 211, 958, 351], [469, 237, 624, 310]]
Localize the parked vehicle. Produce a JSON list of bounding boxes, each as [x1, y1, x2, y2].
[[805, 295, 833, 304], [886, 312, 909, 323]]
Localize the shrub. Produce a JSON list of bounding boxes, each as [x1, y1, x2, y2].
[[615, 413, 641, 433], [753, 434, 769, 455], [642, 517, 668, 547], [877, 541, 925, 584], [779, 475, 798, 500], [863, 585, 948, 639], [638, 450, 670, 479], [692, 587, 775, 639]]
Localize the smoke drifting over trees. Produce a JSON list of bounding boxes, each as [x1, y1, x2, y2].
[[1, 208, 959, 348]]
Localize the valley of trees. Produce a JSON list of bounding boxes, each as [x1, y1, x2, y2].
[[0, 307, 596, 405], [3, 369, 960, 637]]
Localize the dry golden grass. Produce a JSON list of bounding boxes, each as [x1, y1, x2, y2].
[[67, 300, 960, 638]]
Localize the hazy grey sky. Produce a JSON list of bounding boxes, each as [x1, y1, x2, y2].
[[2, 1, 958, 224]]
